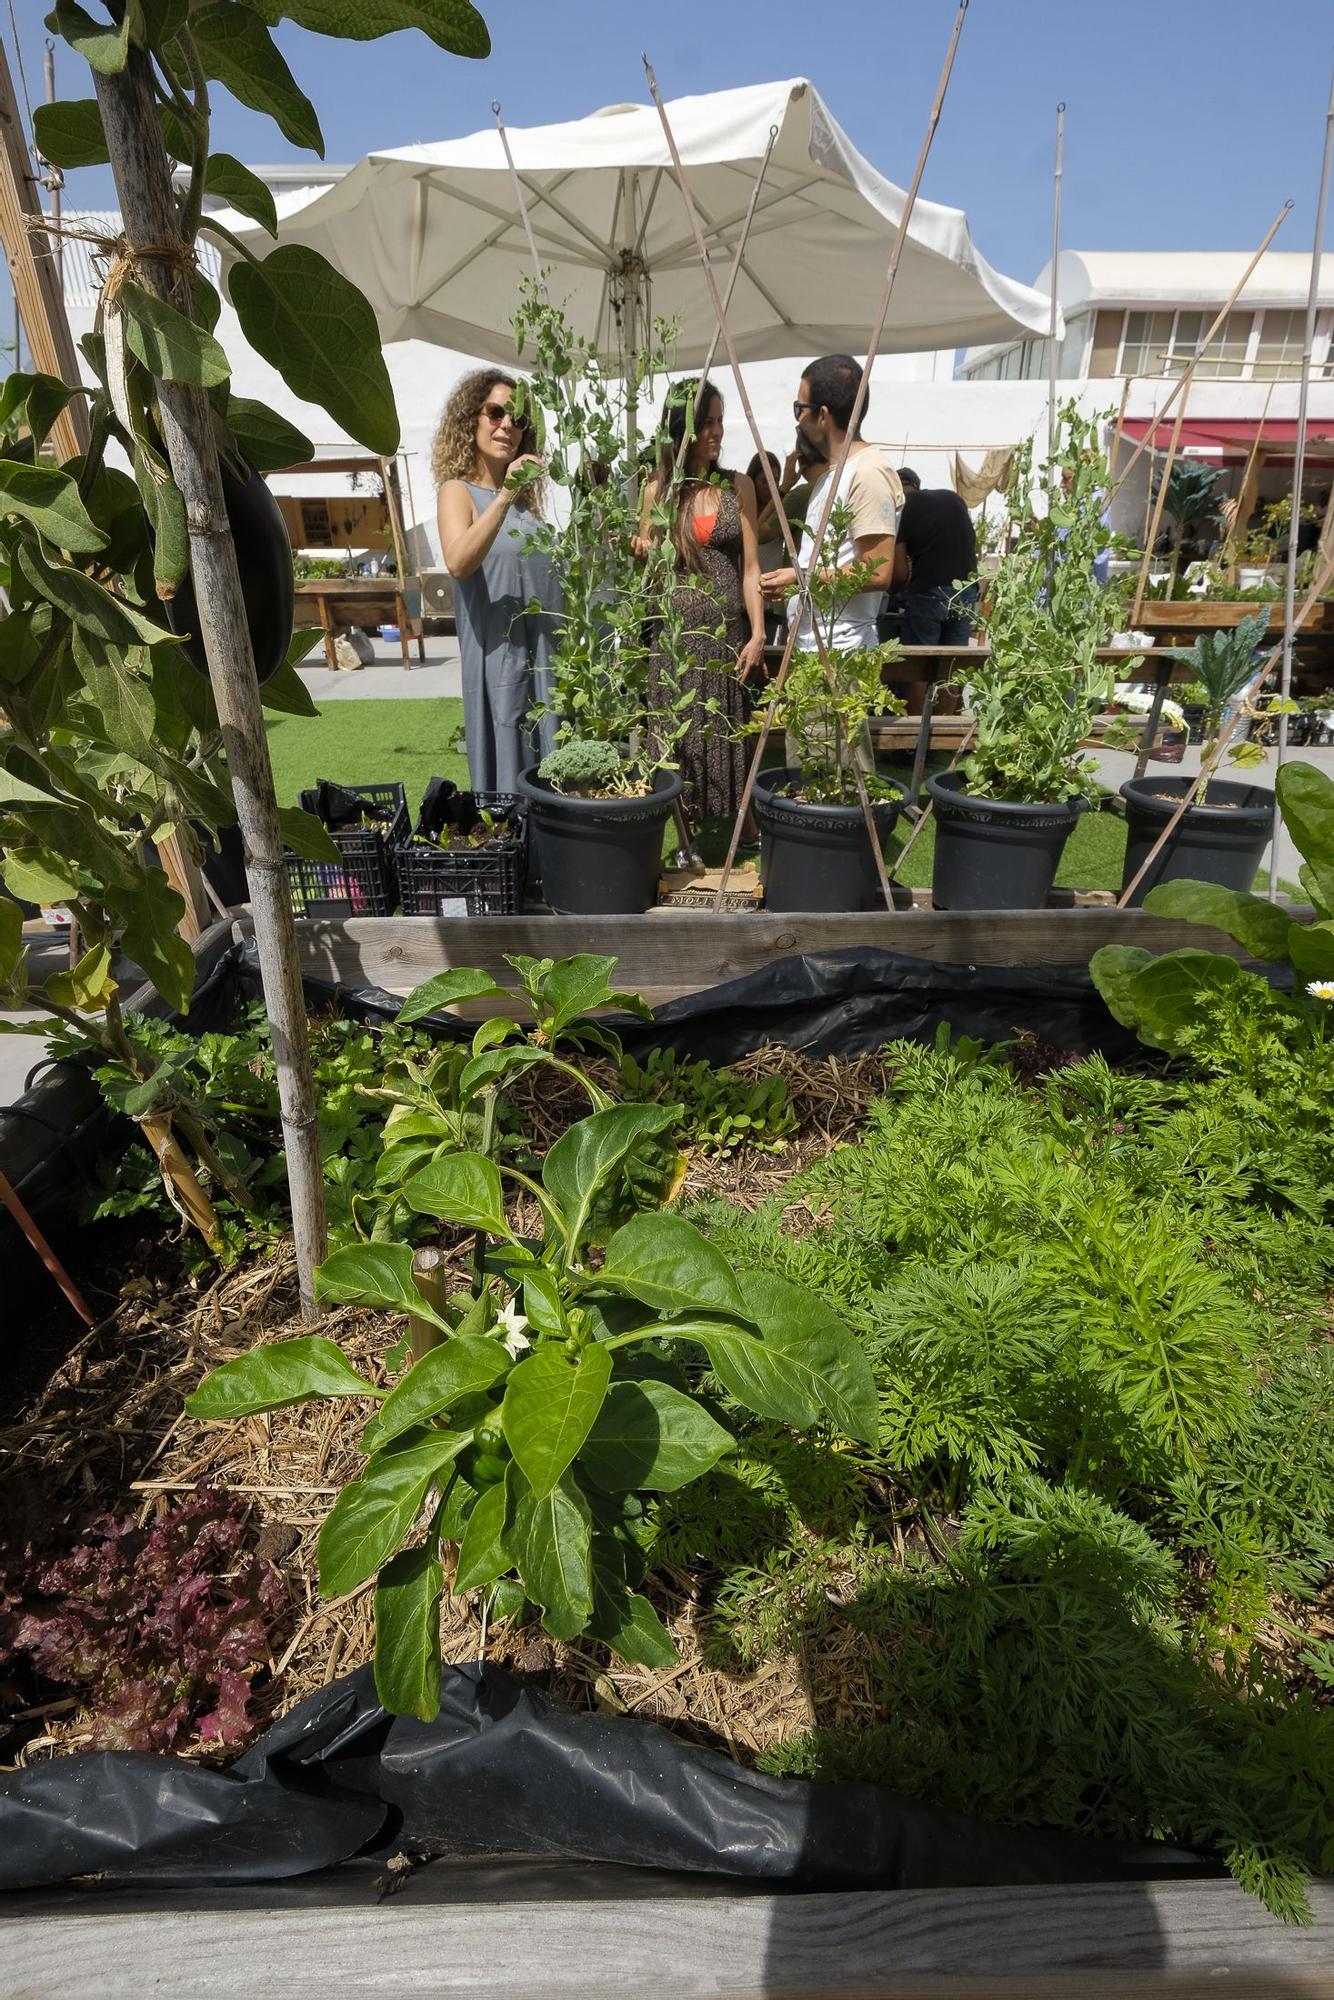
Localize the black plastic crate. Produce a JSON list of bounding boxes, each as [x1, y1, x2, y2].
[[285, 780, 409, 918], [397, 782, 527, 917]]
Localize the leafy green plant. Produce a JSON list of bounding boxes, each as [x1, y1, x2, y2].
[[1, 0, 490, 1247], [186, 1112, 876, 1718], [962, 404, 1132, 802], [509, 285, 689, 791], [746, 500, 902, 805], [619, 1047, 797, 1155], [1156, 459, 1223, 577], [1159, 610, 1274, 796]]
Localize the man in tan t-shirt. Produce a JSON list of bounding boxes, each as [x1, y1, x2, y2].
[[760, 353, 902, 653]]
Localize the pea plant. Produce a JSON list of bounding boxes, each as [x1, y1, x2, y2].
[[963, 404, 1135, 804], [187, 959, 876, 1720], [2, 0, 490, 1242]]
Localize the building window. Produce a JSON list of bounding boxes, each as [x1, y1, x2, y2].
[[1057, 312, 1089, 377], [1194, 311, 1253, 376], [1118, 310, 1177, 375], [1253, 309, 1307, 379]]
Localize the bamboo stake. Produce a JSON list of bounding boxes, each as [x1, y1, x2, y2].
[[1117, 547, 1334, 909], [1046, 103, 1065, 466], [1130, 373, 1193, 626], [409, 1246, 450, 1364], [0, 1163, 93, 1326], [1268, 60, 1334, 901], [94, 49, 328, 1319], [1107, 201, 1292, 511], [647, 1, 972, 911], [0, 38, 87, 461]]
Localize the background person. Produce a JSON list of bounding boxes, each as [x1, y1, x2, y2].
[[639, 379, 765, 831], [893, 467, 979, 645], [435, 370, 558, 793]]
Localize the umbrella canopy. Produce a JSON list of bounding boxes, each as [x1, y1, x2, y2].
[[218, 78, 1055, 365]]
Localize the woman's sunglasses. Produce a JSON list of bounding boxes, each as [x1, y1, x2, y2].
[[482, 400, 525, 428]]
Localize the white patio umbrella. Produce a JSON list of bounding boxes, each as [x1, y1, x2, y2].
[[217, 78, 1055, 369]]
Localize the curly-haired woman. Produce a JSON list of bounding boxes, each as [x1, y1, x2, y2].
[[435, 370, 561, 793]]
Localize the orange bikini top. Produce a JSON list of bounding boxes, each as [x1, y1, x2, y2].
[[692, 511, 719, 546]]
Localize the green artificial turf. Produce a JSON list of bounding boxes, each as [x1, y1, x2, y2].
[[264, 698, 468, 811]]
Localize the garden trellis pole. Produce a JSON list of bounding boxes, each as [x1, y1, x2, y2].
[[646, 1, 973, 912], [1268, 59, 1334, 901], [1117, 545, 1334, 909], [1130, 371, 1193, 626], [1106, 201, 1292, 512], [93, 48, 328, 1320], [1046, 102, 1065, 466]]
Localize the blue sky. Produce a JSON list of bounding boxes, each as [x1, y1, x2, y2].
[[3, 0, 1332, 311]]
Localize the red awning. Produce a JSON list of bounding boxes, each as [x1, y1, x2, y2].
[[1120, 416, 1334, 458]]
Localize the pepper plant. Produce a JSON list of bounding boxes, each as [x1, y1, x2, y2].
[[186, 958, 877, 1720], [1, 0, 490, 1241]]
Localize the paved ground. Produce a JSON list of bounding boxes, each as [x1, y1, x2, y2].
[[296, 632, 463, 701]]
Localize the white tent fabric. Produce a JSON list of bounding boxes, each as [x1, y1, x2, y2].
[[217, 78, 1055, 364]]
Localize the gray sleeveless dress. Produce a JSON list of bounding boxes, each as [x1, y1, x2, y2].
[[453, 482, 560, 793]]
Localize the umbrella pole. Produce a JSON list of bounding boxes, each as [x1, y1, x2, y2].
[[1267, 58, 1334, 902], [647, 1, 972, 914]]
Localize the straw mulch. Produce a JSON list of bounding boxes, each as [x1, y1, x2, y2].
[[1, 1045, 895, 1768]]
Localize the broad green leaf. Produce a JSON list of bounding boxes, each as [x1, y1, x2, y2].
[[589, 1582, 676, 1669], [226, 398, 314, 474], [471, 1016, 519, 1055], [511, 1470, 592, 1639], [672, 1316, 821, 1431], [120, 866, 194, 1013], [259, 645, 321, 716], [120, 280, 230, 389], [3, 850, 80, 903], [579, 1380, 734, 1493], [138, 0, 190, 46], [46, 0, 129, 72], [32, 97, 108, 167], [1142, 880, 1292, 961], [542, 1103, 678, 1247], [157, 100, 194, 162], [501, 1341, 611, 1498], [452, 1475, 511, 1592], [396, 966, 508, 1023], [1089, 944, 1158, 1033], [736, 1271, 878, 1445], [318, 1430, 469, 1597], [404, 1151, 511, 1236], [1276, 762, 1334, 916], [373, 1545, 444, 1722], [522, 1265, 564, 1338], [278, 804, 340, 863], [44, 940, 116, 1010], [190, 1, 324, 153], [18, 540, 175, 648], [314, 1241, 452, 1330], [1098, 947, 1248, 1055], [230, 246, 398, 454], [0, 766, 58, 806], [539, 953, 620, 1037], [0, 605, 55, 685], [205, 153, 279, 236], [362, 1333, 509, 1452], [132, 435, 189, 593], [72, 630, 158, 760], [0, 460, 106, 553], [250, 0, 490, 55], [186, 1334, 378, 1420], [459, 1045, 548, 1098], [600, 1211, 747, 1320], [0, 897, 25, 986], [1287, 920, 1334, 984]]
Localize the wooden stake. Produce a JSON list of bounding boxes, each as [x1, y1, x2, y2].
[[1046, 103, 1065, 465], [409, 1246, 450, 1364], [0, 1162, 93, 1325], [1269, 59, 1334, 900], [0, 38, 87, 462], [94, 49, 328, 1319]]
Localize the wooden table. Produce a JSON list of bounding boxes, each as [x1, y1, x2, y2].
[[295, 576, 426, 669]]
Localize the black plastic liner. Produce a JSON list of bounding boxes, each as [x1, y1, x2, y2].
[[0, 1662, 1219, 1895]]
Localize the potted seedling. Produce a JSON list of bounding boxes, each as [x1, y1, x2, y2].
[[508, 287, 689, 914], [928, 406, 1130, 911], [1119, 610, 1279, 905], [750, 508, 905, 911]]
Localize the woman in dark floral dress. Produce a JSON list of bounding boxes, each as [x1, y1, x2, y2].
[[639, 380, 765, 829]]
